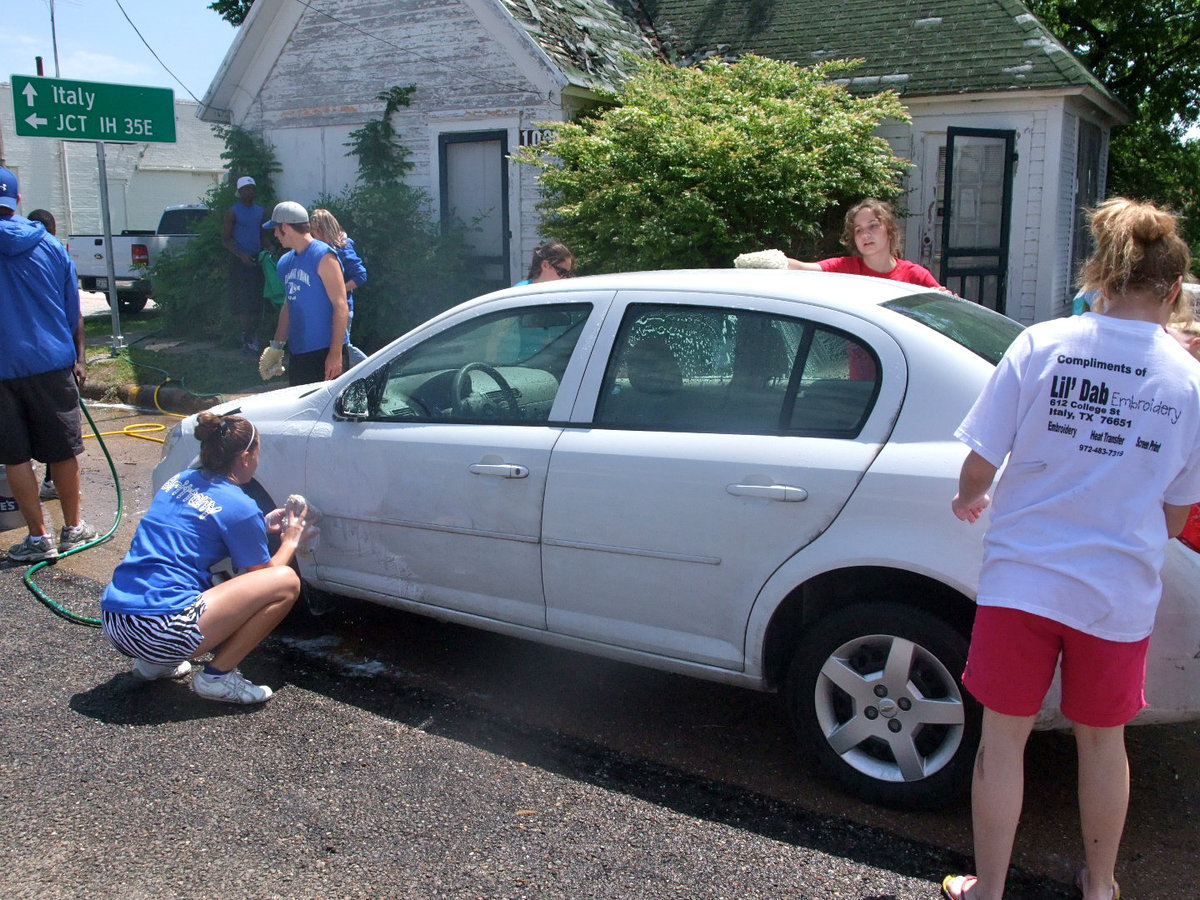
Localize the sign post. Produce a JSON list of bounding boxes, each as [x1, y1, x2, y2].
[[10, 75, 176, 353]]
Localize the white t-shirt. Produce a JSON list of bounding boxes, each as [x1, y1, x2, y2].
[[956, 313, 1200, 641]]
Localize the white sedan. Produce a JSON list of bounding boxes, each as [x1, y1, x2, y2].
[[155, 269, 1200, 808]]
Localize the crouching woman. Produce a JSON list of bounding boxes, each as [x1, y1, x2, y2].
[[101, 412, 313, 704]]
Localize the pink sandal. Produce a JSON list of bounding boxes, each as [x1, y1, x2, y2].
[[941, 874, 977, 899]]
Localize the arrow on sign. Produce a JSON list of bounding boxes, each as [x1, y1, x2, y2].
[[22, 82, 38, 105], [25, 113, 48, 129]]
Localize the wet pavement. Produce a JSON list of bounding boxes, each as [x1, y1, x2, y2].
[[1, 398, 1197, 899]]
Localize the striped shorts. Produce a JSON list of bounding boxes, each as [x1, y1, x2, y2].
[[102, 598, 208, 665]]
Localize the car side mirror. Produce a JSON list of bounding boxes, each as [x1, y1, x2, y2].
[[334, 376, 372, 421]]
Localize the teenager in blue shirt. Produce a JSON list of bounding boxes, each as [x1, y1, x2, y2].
[[0, 168, 97, 563], [263, 201, 349, 387], [101, 412, 315, 704], [310, 208, 368, 365], [222, 176, 267, 354]]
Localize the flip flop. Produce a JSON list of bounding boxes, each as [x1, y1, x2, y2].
[[941, 874, 977, 899], [1074, 866, 1120, 900]]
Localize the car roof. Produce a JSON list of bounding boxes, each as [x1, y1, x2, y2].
[[498, 268, 934, 314]]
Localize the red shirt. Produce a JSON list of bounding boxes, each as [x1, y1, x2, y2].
[[1178, 504, 1200, 553], [819, 256, 941, 288]]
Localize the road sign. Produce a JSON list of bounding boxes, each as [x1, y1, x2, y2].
[[10, 75, 176, 143]]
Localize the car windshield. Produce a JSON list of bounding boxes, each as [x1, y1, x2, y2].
[[882, 292, 1023, 365]]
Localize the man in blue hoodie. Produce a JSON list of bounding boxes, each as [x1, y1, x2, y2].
[[0, 167, 97, 562]]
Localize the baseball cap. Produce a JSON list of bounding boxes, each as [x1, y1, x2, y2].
[[236, 176, 256, 190], [0, 167, 19, 211], [263, 201, 309, 228]]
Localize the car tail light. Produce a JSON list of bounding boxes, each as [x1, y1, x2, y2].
[[132, 244, 149, 266]]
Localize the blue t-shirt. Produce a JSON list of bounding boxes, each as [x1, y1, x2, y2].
[[101, 469, 270, 616], [278, 239, 338, 354], [0, 216, 80, 380], [336, 237, 367, 319], [230, 202, 264, 255]]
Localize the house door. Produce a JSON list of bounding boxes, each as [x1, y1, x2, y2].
[[939, 127, 1015, 314], [440, 131, 510, 289]]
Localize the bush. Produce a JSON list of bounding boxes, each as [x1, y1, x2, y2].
[[515, 54, 911, 271], [151, 126, 280, 341], [152, 104, 491, 354]]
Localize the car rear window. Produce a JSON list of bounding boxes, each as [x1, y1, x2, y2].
[[882, 292, 1023, 365]]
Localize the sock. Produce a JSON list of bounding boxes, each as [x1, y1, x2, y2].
[[203, 663, 229, 677]]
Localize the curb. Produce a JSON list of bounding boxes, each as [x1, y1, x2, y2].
[[80, 381, 237, 416]]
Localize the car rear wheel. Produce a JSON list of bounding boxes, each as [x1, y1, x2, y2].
[[785, 602, 980, 809]]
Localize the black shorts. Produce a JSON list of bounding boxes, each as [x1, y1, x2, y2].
[[0, 368, 84, 465], [229, 259, 266, 319], [288, 345, 349, 387]]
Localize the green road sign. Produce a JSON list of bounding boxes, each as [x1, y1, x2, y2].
[[10, 75, 176, 143]]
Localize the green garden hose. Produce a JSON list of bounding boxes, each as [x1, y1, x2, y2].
[[21, 345, 228, 627], [22, 399, 122, 628]]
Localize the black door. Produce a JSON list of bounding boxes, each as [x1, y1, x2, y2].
[[939, 127, 1016, 314]]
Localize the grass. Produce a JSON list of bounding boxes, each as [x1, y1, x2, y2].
[[83, 306, 267, 404]]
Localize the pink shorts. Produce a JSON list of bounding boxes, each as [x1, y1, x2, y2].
[[963, 605, 1148, 728]]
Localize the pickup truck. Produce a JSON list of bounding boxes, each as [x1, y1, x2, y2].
[[68, 204, 208, 313]]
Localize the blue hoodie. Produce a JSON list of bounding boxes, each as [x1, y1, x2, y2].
[[0, 214, 80, 380]]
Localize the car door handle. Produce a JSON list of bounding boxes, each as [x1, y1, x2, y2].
[[726, 483, 808, 501], [469, 463, 530, 479]]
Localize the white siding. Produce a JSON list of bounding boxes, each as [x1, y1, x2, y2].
[[236, 0, 562, 280], [902, 95, 1064, 325]]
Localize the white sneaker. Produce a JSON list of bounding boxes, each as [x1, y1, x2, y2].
[[132, 659, 193, 681], [58, 521, 98, 553], [192, 669, 273, 704]]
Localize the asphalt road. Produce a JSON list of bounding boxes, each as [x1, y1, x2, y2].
[[1, 402, 1196, 899]]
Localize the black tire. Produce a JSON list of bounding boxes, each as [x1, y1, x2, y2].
[[785, 602, 980, 809], [111, 292, 149, 314]]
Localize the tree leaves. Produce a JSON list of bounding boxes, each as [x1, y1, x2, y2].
[[515, 55, 910, 273]]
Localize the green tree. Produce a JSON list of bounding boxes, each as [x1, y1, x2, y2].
[[1028, 0, 1200, 253], [208, 0, 251, 27], [313, 87, 488, 350], [514, 54, 910, 272], [152, 126, 281, 338], [345, 86, 418, 187]]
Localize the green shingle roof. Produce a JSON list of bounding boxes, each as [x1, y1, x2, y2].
[[504, 0, 1116, 103], [497, 0, 660, 93]]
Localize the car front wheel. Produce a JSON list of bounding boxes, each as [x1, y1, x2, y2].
[[785, 602, 980, 809]]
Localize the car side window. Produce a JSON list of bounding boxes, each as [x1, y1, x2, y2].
[[364, 303, 592, 423], [594, 304, 879, 436], [787, 328, 881, 436]]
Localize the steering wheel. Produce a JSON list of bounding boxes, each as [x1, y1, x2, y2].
[[451, 362, 520, 418]]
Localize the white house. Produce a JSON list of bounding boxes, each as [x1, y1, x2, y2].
[[0, 83, 225, 236], [198, 0, 1127, 324]]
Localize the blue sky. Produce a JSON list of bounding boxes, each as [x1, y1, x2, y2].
[[10, 0, 239, 103]]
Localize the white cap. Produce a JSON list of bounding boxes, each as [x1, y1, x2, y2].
[[236, 176, 256, 190]]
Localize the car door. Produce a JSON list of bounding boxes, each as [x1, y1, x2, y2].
[[305, 295, 606, 628], [542, 292, 907, 669]]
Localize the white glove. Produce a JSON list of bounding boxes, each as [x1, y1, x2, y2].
[[259, 341, 286, 380], [734, 249, 789, 269]]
